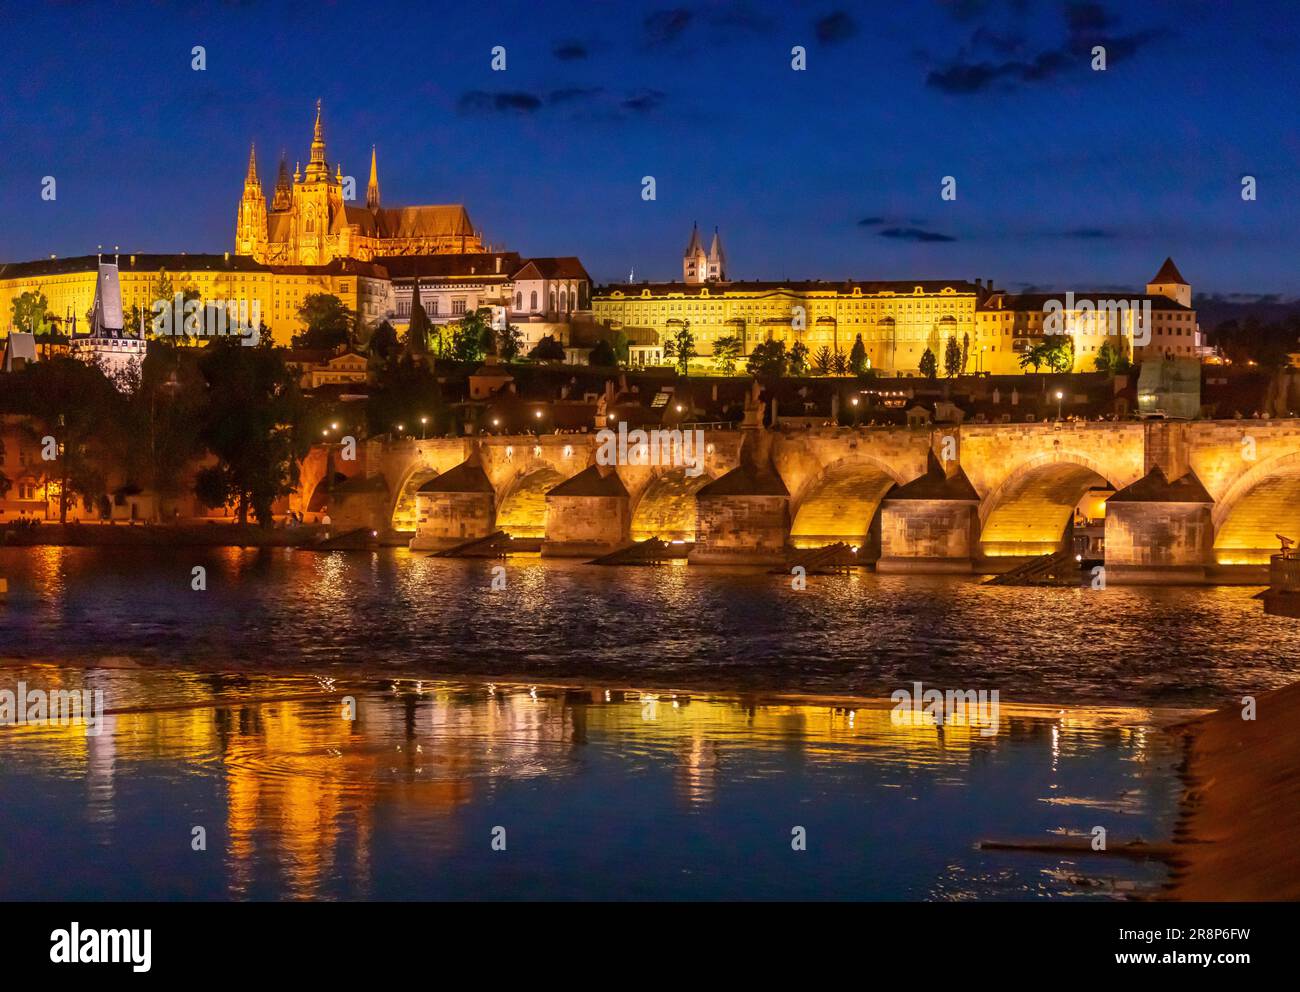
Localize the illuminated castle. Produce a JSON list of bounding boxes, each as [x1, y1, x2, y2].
[[235, 101, 485, 265]]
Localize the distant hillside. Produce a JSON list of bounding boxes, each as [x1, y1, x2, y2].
[[1194, 294, 1300, 331]]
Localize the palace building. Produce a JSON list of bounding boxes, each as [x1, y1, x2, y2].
[[235, 101, 486, 265], [592, 227, 1201, 375]]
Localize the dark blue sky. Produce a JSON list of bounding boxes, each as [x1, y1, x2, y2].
[[2, 0, 1298, 296]]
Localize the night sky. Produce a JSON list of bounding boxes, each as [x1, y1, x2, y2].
[[2, 1, 1297, 297]]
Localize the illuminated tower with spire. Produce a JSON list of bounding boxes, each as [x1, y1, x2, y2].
[[234, 143, 268, 257], [367, 145, 381, 210]]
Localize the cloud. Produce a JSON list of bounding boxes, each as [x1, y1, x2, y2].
[[857, 216, 888, 227], [877, 227, 956, 243], [1061, 227, 1116, 239], [644, 8, 692, 46], [815, 11, 857, 46], [622, 89, 667, 113], [553, 41, 588, 60], [925, 1, 1170, 94], [457, 91, 543, 114]]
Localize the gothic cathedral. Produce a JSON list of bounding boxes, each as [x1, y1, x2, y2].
[[235, 101, 486, 265]]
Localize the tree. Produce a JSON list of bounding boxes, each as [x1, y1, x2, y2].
[[849, 334, 867, 374], [496, 320, 524, 362], [117, 339, 206, 517], [529, 334, 566, 363], [293, 293, 354, 350], [812, 346, 834, 375], [830, 350, 848, 376], [366, 353, 448, 439], [712, 334, 742, 375], [663, 322, 696, 376], [448, 307, 496, 364], [788, 341, 809, 377], [194, 337, 307, 526], [746, 339, 787, 379], [1044, 335, 1074, 374], [10, 290, 56, 336], [919, 347, 938, 379], [943, 335, 962, 377], [1018, 344, 1045, 372], [961, 332, 970, 374], [8, 357, 122, 523], [588, 339, 617, 366], [1094, 339, 1132, 374]]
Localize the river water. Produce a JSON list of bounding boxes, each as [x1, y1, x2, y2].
[[1, 547, 1295, 899]]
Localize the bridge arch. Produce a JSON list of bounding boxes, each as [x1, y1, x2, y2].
[[1212, 450, 1300, 564], [496, 465, 567, 538], [391, 466, 440, 530], [630, 467, 715, 542], [789, 456, 907, 549], [978, 451, 1113, 558]]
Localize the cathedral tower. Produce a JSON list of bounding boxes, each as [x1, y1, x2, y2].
[[708, 227, 727, 282], [683, 222, 708, 284], [235, 143, 268, 257]]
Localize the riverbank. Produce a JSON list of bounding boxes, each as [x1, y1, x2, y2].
[[1, 521, 326, 547], [1166, 680, 1300, 900]]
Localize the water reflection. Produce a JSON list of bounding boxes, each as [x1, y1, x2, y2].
[[1, 546, 1296, 707], [0, 666, 1185, 901]]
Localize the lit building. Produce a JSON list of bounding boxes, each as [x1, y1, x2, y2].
[[235, 101, 485, 265], [69, 261, 146, 386]]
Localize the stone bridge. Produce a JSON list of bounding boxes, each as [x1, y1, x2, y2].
[[310, 419, 1300, 582]]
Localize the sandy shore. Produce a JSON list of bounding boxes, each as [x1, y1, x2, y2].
[[1166, 681, 1300, 900]]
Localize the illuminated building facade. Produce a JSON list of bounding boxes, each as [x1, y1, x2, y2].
[[235, 102, 485, 265]]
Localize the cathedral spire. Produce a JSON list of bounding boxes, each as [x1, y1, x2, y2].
[[244, 143, 260, 187], [306, 98, 328, 181], [367, 144, 380, 209], [272, 151, 292, 211]]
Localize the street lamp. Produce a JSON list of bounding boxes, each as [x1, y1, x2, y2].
[[420, 415, 428, 439], [1055, 390, 1064, 421], [395, 423, 404, 437], [850, 395, 859, 427]]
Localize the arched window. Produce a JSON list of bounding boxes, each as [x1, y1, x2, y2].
[[530, 291, 538, 311], [515, 292, 522, 311], [559, 290, 567, 312], [549, 291, 556, 312]]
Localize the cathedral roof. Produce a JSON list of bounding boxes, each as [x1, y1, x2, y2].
[[341, 204, 477, 240], [1149, 257, 1188, 285]]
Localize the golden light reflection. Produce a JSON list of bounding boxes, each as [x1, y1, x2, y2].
[[0, 666, 1194, 899]]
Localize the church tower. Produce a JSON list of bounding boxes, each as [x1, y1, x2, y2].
[[235, 143, 268, 258], [367, 145, 381, 209], [271, 152, 292, 212], [1146, 257, 1191, 308], [683, 222, 708, 284], [294, 100, 344, 265], [708, 227, 727, 282]]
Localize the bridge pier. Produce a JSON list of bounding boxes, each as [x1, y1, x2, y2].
[[688, 464, 790, 565], [409, 458, 496, 551], [542, 465, 631, 557], [876, 457, 981, 574], [1102, 467, 1215, 584]]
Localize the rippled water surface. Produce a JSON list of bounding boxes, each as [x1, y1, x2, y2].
[[0, 667, 1183, 900], [1, 547, 1297, 706]]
